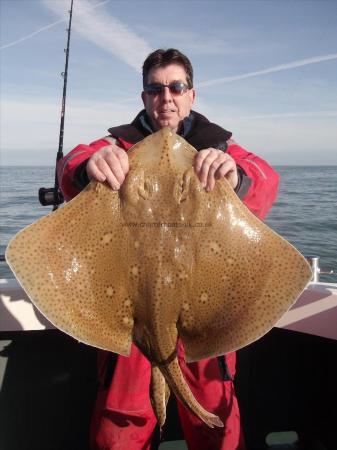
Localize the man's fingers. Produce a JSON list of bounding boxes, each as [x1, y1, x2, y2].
[[117, 149, 129, 175], [86, 143, 129, 190], [214, 159, 235, 180], [215, 158, 238, 190], [196, 149, 227, 188], [195, 150, 220, 187], [194, 148, 238, 191], [194, 149, 211, 178], [206, 159, 225, 191], [86, 160, 107, 182], [104, 153, 126, 185], [105, 144, 129, 179], [96, 159, 121, 190]]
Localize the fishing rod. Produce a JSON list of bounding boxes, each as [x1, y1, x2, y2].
[[39, 0, 74, 211]]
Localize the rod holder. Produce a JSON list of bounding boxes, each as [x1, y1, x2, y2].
[[306, 255, 320, 282]]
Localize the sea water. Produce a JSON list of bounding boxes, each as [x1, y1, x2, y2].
[[0, 166, 336, 282]]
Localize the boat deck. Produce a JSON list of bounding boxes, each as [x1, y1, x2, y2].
[[1, 279, 337, 449]]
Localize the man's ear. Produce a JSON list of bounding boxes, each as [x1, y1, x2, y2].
[[141, 91, 146, 107], [189, 88, 196, 105]]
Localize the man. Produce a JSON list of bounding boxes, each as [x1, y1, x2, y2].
[[58, 48, 279, 450]]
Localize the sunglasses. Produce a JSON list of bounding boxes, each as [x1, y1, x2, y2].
[[144, 82, 190, 96]]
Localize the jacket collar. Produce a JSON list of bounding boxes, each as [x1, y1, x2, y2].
[[108, 109, 232, 151]]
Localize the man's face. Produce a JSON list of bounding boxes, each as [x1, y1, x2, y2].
[[141, 63, 195, 133]]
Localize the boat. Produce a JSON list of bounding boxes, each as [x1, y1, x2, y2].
[[2, 1, 336, 447], [1, 259, 337, 450]]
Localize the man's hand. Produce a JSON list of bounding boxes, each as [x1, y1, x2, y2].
[[194, 148, 238, 191], [86, 141, 129, 190]]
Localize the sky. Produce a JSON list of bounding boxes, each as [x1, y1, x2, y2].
[[1, 0, 337, 166]]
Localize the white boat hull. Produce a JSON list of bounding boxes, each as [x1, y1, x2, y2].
[[1, 278, 337, 340]]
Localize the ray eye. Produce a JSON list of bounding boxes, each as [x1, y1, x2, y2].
[[138, 178, 153, 200], [176, 170, 191, 203]]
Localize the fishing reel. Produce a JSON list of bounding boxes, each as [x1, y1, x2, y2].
[[38, 187, 64, 207]]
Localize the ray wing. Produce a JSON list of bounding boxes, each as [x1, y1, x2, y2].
[[6, 181, 134, 356], [178, 178, 312, 362]]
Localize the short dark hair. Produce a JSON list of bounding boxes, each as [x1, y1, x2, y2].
[[142, 48, 193, 89]]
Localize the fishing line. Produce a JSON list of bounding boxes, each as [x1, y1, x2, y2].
[[38, 0, 74, 211]]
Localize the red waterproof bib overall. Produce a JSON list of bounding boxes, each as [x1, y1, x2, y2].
[[58, 122, 279, 449]]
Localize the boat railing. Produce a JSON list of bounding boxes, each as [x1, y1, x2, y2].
[[304, 255, 334, 282]]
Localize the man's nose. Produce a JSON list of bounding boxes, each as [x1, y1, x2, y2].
[[161, 86, 173, 101]]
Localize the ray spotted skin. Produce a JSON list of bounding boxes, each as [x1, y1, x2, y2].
[[6, 128, 312, 428]]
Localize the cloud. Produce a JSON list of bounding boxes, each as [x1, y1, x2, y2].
[[134, 25, 246, 56], [1, 0, 152, 72], [41, 0, 152, 72], [0, 0, 109, 51], [1, 97, 140, 161], [197, 53, 337, 87], [213, 112, 337, 164], [0, 18, 65, 50], [231, 110, 337, 120], [191, 99, 337, 164], [2, 96, 337, 166]]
